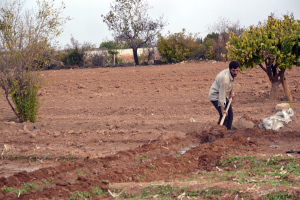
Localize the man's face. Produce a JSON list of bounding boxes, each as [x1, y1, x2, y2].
[[230, 67, 239, 78]]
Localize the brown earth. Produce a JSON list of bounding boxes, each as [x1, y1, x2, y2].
[[0, 60, 300, 199]]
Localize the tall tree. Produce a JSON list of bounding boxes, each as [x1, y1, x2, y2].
[[0, 0, 70, 122], [102, 0, 167, 65], [226, 14, 300, 101]]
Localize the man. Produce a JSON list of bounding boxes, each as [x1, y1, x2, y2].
[[208, 61, 240, 130]]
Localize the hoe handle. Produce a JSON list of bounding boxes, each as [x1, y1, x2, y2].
[[220, 98, 232, 126]]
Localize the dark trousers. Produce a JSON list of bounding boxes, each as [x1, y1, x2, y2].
[[211, 98, 233, 130]]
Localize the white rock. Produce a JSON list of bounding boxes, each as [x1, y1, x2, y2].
[[275, 103, 290, 111], [190, 118, 196, 123]]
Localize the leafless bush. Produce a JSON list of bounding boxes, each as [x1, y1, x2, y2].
[[91, 54, 107, 67]]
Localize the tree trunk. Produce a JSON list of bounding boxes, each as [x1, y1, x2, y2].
[[281, 75, 293, 101], [5, 94, 19, 120], [147, 47, 152, 63], [132, 48, 139, 65], [269, 80, 281, 100], [259, 63, 294, 101]]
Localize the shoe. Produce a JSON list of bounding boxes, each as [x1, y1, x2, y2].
[[286, 150, 300, 154]]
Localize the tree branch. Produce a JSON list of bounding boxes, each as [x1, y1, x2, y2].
[[278, 69, 285, 80], [265, 65, 277, 82], [5, 93, 18, 118], [259, 64, 267, 73]]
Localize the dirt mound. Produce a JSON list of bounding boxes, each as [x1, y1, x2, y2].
[[232, 114, 257, 130], [206, 125, 227, 143], [196, 135, 251, 171]]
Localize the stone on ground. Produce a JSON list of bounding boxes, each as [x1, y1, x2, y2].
[[275, 103, 290, 111]]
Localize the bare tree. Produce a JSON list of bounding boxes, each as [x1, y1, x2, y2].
[[0, 0, 70, 122], [102, 0, 167, 65], [64, 35, 96, 52], [207, 17, 244, 61]]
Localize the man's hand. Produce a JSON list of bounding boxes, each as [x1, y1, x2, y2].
[[229, 92, 235, 100], [220, 107, 227, 116]]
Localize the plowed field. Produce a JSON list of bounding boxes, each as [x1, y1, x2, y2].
[[1, 61, 300, 199]]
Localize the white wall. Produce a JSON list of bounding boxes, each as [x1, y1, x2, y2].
[[85, 47, 159, 57]]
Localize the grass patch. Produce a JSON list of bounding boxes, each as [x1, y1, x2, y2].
[[69, 191, 92, 200], [140, 184, 174, 198], [221, 155, 255, 168], [1, 187, 14, 192], [135, 185, 242, 199], [91, 186, 106, 196], [57, 154, 78, 162], [216, 155, 300, 187], [23, 183, 37, 191], [1, 153, 78, 162], [12, 182, 37, 196], [68, 187, 107, 199], [262, 192, 299, 200]]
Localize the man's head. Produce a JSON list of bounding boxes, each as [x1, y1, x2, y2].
[[229, 61, 240, 78]]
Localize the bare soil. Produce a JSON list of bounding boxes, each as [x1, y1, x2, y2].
[[0, 61, 300, 199]]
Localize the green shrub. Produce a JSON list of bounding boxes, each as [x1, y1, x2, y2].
[[67, 48, 84, 66], [58, 48, 84, 67], [108, 50, 119, 55], [205, 46, 217, 60], [10, 73, 42, 123], [158, 29, 200, 63], [57, 51, 69, 66], [203, 37, 217, 60], [116, 57, 125, 65], [138, 52, 148, 65], [100, 41, 122, 49]]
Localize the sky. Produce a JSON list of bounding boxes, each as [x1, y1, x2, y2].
[[24, 0, 300, 49]]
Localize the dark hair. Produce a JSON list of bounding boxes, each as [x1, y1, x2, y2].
[[229, 61, 240, 69]]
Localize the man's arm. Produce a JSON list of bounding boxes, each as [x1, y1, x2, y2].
[[218, 81, 228, 116], [229, 89, 234, 99]]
